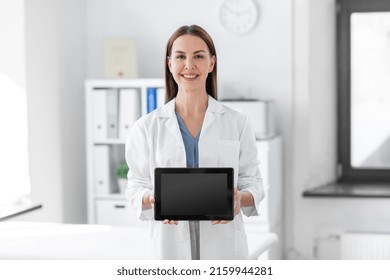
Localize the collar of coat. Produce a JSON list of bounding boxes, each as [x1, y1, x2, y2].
[[155, 95, 226, 118]]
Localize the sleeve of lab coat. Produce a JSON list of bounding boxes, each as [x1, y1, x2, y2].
[[237, 116, 265, 217], [125, 120, 153, 220]]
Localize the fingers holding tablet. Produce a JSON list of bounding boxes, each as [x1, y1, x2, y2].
[[233, 187, 242, 217], [163, 219, 178, 225], [142, 193, 155, 209], [143, 193, 178, 225], [211, 220, 229, 225], [212, 187, 241, 225]]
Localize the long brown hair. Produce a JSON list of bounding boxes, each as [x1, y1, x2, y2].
[[164, 25, 218, 103]]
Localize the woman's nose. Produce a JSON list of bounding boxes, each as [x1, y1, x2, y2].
[[184, 59, 195, 70]]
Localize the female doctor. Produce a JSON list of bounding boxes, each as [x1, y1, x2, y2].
[[125, 25, 263, 260]]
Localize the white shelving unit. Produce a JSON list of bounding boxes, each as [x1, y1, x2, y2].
[[85, 79, 165, 227]]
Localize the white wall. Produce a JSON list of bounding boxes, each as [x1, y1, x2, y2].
[[0, 0, 31, 204], [57, 0, 87, 224], [0, 0, 26, 87], [17, 0, 86, 223], [291, 0, 390, 259]]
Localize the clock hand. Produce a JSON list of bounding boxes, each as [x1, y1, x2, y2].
[[236, 7, 254, 16], [224, 5, 242, 16]]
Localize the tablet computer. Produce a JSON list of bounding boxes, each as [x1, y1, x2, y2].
[[154, 168, 234, 221]]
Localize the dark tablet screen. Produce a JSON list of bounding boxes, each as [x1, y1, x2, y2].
[[154, 168, 234, 221]]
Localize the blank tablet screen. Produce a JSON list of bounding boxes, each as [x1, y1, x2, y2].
[[154, 168, 233, 221]]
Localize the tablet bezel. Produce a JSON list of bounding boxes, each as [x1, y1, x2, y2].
[[154, 167, 234, 221]]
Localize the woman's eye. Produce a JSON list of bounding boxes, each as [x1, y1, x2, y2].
[[176, 55, 185, 60], [195, 55, 204, 59]]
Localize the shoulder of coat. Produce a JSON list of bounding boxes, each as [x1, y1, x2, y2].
[[219, 103, 247, 122], [133, 110, 159, 130]]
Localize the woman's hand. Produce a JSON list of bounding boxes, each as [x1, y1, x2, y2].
[[211, 188, 242, 225], [233, 187, 242, 216], [142, 193, 154, 209], [142, 193, 178, 225], [162, 219, 178, 225]]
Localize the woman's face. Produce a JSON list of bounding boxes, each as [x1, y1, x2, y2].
[[168, 34, 215, 92]]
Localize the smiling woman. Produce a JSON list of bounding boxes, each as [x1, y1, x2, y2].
[[125, 25, 263, 260]]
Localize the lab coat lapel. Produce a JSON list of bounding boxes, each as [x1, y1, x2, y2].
[[165, 113, 185, 149], [199, 96, 226, 169], [157, 98, 185, 149], [156, 99, 186, 168], [202, 96, 225, 131], [202, 109, 215, 132]]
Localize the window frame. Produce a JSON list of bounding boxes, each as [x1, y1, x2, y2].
[[337, 0, 390, 183]]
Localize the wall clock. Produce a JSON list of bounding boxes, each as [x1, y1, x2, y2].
[[220, 0, 259, 35]]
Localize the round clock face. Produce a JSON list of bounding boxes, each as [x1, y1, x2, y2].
[[220, 0, 259, 35]]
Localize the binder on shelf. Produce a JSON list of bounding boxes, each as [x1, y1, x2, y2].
[[92, 90, 108, 139], [140, 88, 147, 116], [106, 89, 119, 138], [147, 87, 157, 113], [156, 88, 166, 108], [93, 146, 112, 195], [119, 88, 141, 140]]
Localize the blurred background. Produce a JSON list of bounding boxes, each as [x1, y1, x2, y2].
[[1, 0, 389, 260]]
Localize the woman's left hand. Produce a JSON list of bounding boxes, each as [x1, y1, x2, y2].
[[211, 188, 241, 225], [233, 187, 242, 216]]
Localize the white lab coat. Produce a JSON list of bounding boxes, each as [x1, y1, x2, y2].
[[125, 96, 264, 260]]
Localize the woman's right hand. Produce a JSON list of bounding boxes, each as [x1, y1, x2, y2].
[[142, 193, 154, 209], [142, 193, 177, 225]]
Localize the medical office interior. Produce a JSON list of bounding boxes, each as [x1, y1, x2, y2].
[[1, 0, 390, 260]]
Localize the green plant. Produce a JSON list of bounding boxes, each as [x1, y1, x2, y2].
[[117, 162, 129, 179]]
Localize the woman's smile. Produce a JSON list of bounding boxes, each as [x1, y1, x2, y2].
[[181, 73, 199, 80]]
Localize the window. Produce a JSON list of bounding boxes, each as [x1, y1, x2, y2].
[[337, 0, 390, 182]]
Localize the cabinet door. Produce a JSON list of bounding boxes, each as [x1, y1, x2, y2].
[[244, 137, 283, 227], [95, 200, 147, 228]]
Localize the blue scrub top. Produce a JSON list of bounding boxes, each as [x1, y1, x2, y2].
[[175, 112, 200, 168]]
